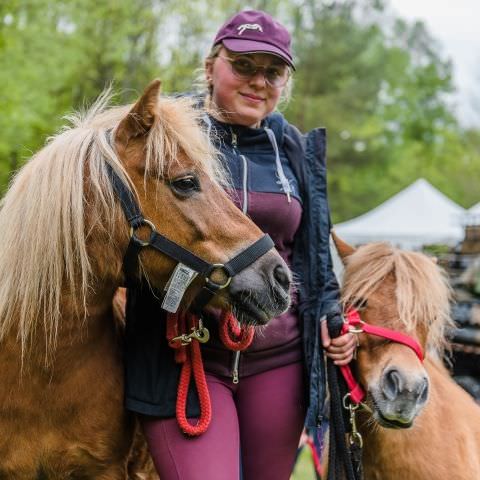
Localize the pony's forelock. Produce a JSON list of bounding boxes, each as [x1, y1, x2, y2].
[[0, 89, 223, 360], [341, 242, 454, 353]]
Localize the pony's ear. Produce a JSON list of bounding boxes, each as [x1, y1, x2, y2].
[[116, 79, 161, 144], [331, 230, 355, 262]]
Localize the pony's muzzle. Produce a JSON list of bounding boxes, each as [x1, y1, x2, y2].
[[378, 367, 429, 426], [229, 251, 291, 325]]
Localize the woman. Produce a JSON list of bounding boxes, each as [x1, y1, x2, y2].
[[123, 10, 356, 480]]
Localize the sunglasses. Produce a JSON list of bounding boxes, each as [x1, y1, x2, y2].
[[219, 55, 290, 88]]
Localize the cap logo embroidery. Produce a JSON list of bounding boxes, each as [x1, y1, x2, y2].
[[237, 23, 263, 35]]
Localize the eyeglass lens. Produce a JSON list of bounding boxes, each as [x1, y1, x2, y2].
[[224, 56, 289, 87]]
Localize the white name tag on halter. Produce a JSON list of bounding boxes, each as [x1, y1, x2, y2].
[[162, 263, 198, 313]]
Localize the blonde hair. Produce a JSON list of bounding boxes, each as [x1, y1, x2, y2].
[[342, 242, 454, 353], [0, 90, 223, 359]]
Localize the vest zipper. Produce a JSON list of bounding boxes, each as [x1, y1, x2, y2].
[[232, 351, 240, 384], [231, 130, 249, 214], [230, 129, 248, 384], [240, 155, 248, 213]]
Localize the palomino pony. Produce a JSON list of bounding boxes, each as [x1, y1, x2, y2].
[[333, 233, 480, 480], [0, 80, 291, 479]]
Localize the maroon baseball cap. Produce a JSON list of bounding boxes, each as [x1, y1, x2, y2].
[[213, 10, 295, 70]]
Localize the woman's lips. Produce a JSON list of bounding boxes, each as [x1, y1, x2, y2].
[[239, 92, 265, 103]]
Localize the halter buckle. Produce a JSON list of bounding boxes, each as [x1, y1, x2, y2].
[[130, 219, 157, 247], [348, 325, 365, 334], [345, 317, 365, 334]]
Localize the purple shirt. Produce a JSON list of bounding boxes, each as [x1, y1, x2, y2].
[[202, 190, 303, 378]]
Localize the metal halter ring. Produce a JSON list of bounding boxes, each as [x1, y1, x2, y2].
[[130, 219, 157, 247], [343, 392, 373, 415], [205, 264, 232, 290], [345, 318, 365, 334], [348, 325, 365, 334], [343, 393, 358, 411]]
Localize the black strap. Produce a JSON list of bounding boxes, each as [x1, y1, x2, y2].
[[105, 162, 143, 228], [147, 231, 273, 280], [107, 161, 275, 308], [223, 234, 274, 276], [327, 360, 364, 480], [149, 232, 212, 276], [189, 235, 274, 313], [123, 238, 145, 285]]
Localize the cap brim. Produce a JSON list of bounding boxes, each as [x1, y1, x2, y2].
[[222, 38, 295, 70]]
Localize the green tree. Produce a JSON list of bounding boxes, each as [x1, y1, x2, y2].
[[1, 0, 479, 218], [0, 0, 173, 187], [283, 0, 470, 221]]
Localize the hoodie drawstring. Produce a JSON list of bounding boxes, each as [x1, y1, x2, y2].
[[264, 127, 292, 203]]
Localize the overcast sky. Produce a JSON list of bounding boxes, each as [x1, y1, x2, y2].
[[389, 0, 480, 127]]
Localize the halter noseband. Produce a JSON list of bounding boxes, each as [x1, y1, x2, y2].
[[341, 308, 424, 405], [106, 162, 274, 312]]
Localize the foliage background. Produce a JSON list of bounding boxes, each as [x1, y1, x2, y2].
[[1, 0, 479, 222]]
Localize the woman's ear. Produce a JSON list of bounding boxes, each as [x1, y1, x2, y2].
[[205, 59, 214, 84]]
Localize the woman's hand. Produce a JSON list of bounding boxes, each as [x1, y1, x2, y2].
[[320, 319, 357, 366]]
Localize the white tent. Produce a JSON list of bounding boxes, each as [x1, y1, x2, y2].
[[469, 202, 480, 214], [334, 178, 466, 249], [465, 202, 480, 225]]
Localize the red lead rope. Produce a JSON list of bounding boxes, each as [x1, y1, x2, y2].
[[340, 308, 424, 404], [219, 310, 255, 350], [167, 310, 254, 436]]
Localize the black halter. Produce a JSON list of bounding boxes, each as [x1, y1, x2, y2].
[[106, 163, 274, 312]]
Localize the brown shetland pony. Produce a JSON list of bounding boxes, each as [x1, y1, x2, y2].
[[333, 233, 480, 480], [0, 81, 290, 479]]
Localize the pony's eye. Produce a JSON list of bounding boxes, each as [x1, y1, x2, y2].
[[170, 175, 200, 197]]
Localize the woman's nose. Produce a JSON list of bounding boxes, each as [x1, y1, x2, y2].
[[248, 71, 267, 88]]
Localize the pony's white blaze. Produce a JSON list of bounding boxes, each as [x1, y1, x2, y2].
[[0, 91, 222, 358]]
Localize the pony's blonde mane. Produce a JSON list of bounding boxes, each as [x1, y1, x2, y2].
[[0, 91, 222, 357], [341, 243, 454, 352]]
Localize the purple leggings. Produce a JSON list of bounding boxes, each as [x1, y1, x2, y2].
[[140, 362, 306, 480]]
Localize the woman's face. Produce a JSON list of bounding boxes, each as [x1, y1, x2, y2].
[[205, 47, 288, 127]]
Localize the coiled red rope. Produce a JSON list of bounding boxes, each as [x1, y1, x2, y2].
[[219, 310, 255, 350], [167, 310, 254, 436]]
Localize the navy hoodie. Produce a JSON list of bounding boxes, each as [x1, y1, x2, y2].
[[200, 113, 304, 380]]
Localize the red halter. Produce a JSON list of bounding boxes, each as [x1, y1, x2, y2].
[[340, 308, 424, 404]]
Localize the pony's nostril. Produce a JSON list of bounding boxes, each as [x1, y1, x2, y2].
[[273, 264, 290, 292], [382, 369, 402, 401], [417, 377, 429, 404]]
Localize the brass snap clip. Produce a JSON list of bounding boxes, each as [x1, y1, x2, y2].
[[171, 318, 210, 345], [343, 393, 364, 449]]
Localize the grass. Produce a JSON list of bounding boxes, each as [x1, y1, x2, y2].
[[291, 446, 320, 480]]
